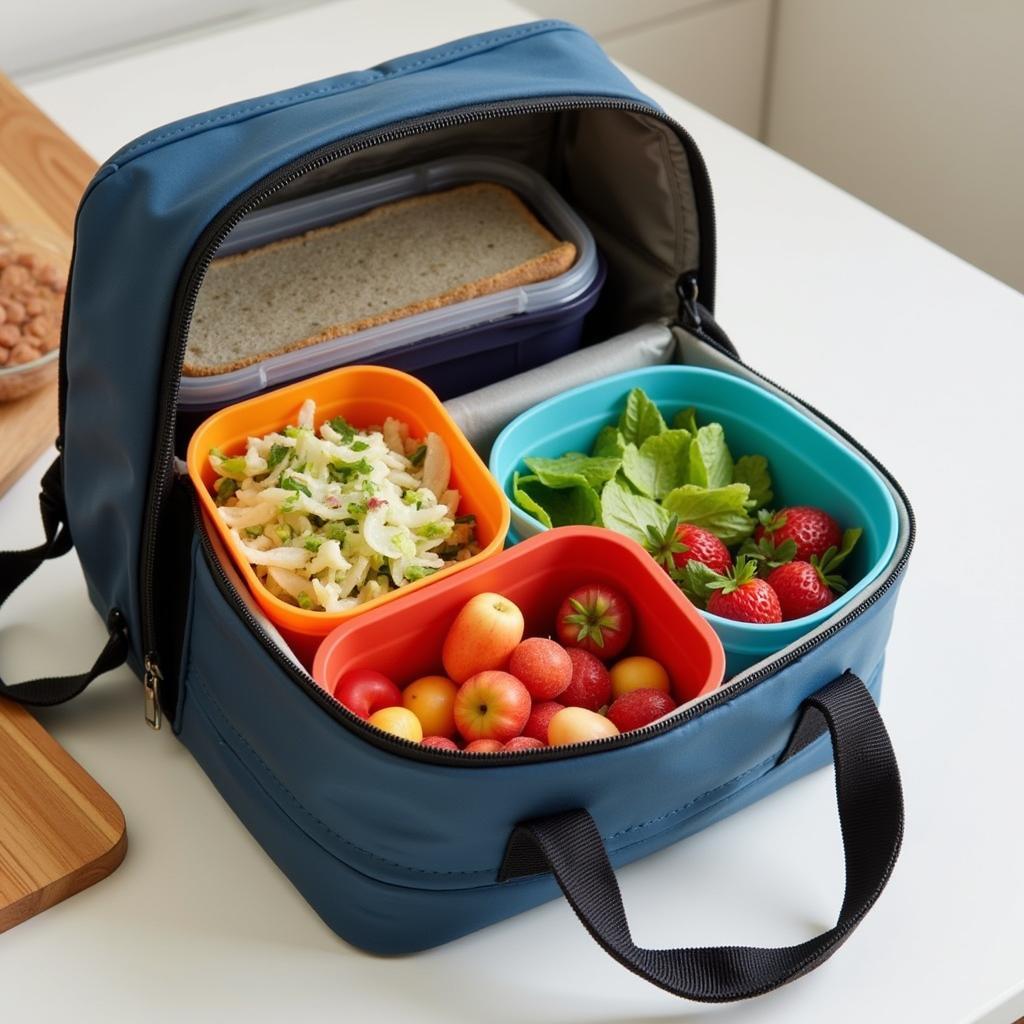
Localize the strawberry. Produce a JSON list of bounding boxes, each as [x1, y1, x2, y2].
[[766, 539, 859, 621], [705, 556, 782, 624], [766, 562, 834, 620], [646, 516, 732, 575], [755, 506, 842, 562]]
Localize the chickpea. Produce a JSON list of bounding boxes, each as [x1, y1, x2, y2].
[[0, 264, 30, 290], [2, 299, 26, 325], [0, 324, 19, 347], [10, 343, 39, 365]]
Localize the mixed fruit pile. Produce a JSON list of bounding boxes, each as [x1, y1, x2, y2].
[[326, 582, 680, 752], [513, 387, 862, 624]]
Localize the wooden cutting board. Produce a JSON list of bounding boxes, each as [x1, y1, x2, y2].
[[0, 71, 96, 498], [0, 73, 125, 931], [0, 700, 126, 932]]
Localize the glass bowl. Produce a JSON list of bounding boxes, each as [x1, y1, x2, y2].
[[0, 222, 69, 403]]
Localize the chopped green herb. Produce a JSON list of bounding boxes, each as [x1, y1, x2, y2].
[[266, 444, 289, 472], [409, 444, 427, 466], [280, 474, 312, 497], [324, 522, 348, 541], [215, 477, 239, 504], [405, 565, 439, 582], [274, 524, 293, 545], [304, 536, 324, 552], [244, 524, 264, 538], [415, 521, 452, 540], [328, 416, 356, 444], [351, 440, 369, 452], [328, 458, 372, 484], [296, 592, 313, 610]]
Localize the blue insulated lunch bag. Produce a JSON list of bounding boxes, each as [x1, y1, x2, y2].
[[0, 21, 913, 1002]]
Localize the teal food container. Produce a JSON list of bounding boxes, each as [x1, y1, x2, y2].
[[489, 365, 899, 674]]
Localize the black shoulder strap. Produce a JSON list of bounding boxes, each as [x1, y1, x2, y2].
[[499, 672, 903, 1002], [0, 456, 129, 707]]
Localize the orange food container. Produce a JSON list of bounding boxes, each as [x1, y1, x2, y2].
[[313, 527, 725, 710], [188, 365, 510, 663]]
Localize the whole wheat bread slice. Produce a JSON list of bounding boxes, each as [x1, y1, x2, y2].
[[184, 182, 577, 376]]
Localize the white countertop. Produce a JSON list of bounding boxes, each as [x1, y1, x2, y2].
[[4, 2, 1024, 1020]]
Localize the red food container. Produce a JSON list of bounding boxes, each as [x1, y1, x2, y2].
[[313, 526, 724, 709]]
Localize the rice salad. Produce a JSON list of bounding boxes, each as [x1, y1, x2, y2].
[[209, 399, 478, 611]]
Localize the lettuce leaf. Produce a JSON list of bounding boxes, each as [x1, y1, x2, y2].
[[513, 472, 601, 528], [592, 425, 626, 459], [621, 429, 692, 500], [672, 406, 699, 436], [662, 483, 755, 545], [688, 423, 734, 490], [600, 478, 674, 547], [732, 454, 773, 510], [524, 453, 621, 490], [618, 388, 666, 446]]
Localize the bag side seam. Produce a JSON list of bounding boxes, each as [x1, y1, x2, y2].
[[115, 21, 574, 163]]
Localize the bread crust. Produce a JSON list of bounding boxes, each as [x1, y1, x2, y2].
[[184, 182, 577, 377]]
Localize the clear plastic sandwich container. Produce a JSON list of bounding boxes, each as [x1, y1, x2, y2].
[[178, 156, 603, 435]]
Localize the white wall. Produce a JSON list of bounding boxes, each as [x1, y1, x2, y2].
[[0, 0, 318, 79], [532, 0, 773, 137], [766, 0, 1024, 293]]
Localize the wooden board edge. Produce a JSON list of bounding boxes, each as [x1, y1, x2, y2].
[[0, 824, 127, 934]]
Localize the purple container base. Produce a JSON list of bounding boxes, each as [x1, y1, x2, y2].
[[175, 257, 605, 449]]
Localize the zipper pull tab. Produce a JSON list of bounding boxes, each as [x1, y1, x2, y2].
[[143, 653, 163, 731], [676, 273, 702, 331]]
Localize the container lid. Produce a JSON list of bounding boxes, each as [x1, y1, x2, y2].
[[180, 155, 598, 409]]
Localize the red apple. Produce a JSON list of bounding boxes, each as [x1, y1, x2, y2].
[[333, 669, 402, 718], [606, 688, 677, 733], [508, 637, 572, 700], [453, 670, 531, 742], [561, 648, 612, 712], [504, 736, 545, 752], [523, 701, 565, 744], [465, 738, 504, 754], [442, 592, 525, 683], [421, 735, 459, 751]]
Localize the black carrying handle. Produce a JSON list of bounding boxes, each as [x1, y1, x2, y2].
[[498, 671, 903, 1002], [0, 455, 129, 707]]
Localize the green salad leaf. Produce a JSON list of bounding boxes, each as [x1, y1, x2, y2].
[[600, 478, 674, 547], [592, 425, 626, 459], [688, 423, 734, 490], [514, 472, 602, 528], [662, 483, 756, 545], [672, 406, 699, 436], [618, 388, 666, 446], [621, 429, 692, 500], [524, 453, 621, 490], [732, 454, 773, 510]]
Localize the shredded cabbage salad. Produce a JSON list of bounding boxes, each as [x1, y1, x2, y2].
[[209, 399, 478, 611]]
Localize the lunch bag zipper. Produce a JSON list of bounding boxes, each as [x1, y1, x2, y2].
[[122, 95, 716, 725], [191, 377, 914, 767]]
